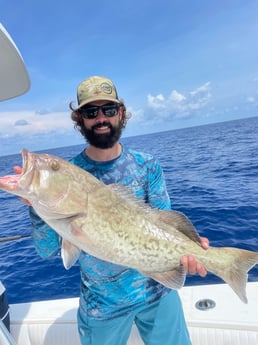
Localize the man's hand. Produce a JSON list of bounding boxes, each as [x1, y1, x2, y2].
[[180, 237, 209, 277], [13, 166, 22, 174]]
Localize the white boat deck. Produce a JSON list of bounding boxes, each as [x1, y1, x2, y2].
[[9, 282, 258, 345]]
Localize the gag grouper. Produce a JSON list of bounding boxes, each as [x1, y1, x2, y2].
[[1, 149, 258, 303]]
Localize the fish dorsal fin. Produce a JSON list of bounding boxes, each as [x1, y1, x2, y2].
[[141, 266, 186, 290], [154, 210, 202, 244], [109, 184, 202, 244]]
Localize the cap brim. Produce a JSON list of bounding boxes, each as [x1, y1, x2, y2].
[[75, 96, 120, 111]]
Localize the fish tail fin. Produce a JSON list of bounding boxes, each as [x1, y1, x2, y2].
[[210, 248, 258, 303]]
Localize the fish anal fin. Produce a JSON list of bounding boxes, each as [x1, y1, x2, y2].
[[142, 266, 186, 290], [61, 239, 80, 270]]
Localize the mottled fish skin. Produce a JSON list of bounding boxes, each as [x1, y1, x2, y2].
[[1, 149, 258, 304]]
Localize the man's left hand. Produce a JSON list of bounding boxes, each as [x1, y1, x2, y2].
[[180, 237, 209, 277]]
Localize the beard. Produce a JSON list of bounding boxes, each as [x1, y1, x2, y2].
[[81, 120, 123, 149]]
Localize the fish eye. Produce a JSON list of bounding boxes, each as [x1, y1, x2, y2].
[[50, 160, 60, 171]]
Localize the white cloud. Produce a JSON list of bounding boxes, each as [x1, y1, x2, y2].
[[124, 82, 214, 136], [0, 110, 72, 138], [147, 82, 212, 119], [147, 94, 166, 110], [127, 106, 145, 123], [246, 96, 255, 103], [169, 90, 186, 102], [189, 82, 211, 96]]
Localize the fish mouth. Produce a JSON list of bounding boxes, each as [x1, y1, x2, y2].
[[0, 149, 34, 192]]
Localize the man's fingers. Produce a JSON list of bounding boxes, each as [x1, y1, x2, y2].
[[200, 237, 209, 249], [180, 255, 207, 277], [13, 166, 22, 174]]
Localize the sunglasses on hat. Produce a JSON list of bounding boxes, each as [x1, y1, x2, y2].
[[78, 103, 120, 119]]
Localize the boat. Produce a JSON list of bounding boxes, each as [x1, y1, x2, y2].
[[8, 282, 258, 345], [0, 23, 30, 101], [1, 21, 258, 345]]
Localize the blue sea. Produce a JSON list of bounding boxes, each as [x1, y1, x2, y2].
[[0, 116, 257, 304]]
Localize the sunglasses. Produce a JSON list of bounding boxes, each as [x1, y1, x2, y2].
[[78, 103, 120, 119]]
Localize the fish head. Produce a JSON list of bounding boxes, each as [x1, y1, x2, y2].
[[0, 149, 89, 219]]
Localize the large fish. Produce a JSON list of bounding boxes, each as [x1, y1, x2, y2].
[[0, 149, 258, 303]]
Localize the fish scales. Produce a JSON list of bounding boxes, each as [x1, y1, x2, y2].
[[82, 188, 186, 271]]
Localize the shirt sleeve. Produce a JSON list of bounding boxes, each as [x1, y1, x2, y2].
[[29, 207, 60, 259], [147, 159, 171, 211]]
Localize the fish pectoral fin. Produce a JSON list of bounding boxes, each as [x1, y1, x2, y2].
[[61, 239, 80, 270], [143, 266, 186, 290], [70, 222, 94, 246]]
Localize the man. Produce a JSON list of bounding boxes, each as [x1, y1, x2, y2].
[[21, 76, 209, 345]]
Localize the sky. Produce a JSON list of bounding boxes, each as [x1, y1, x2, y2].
[[0, 0, 258, 156]]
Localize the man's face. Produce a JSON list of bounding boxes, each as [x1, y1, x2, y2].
[[80, 100, 123, 149]]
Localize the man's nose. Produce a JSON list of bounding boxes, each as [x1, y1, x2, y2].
[[95, 108, 106, 121]]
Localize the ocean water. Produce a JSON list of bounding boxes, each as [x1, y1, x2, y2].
[[0, 116, 257, 304]]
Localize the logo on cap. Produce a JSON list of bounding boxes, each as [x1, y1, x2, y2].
[[100, 82, 113, 94]]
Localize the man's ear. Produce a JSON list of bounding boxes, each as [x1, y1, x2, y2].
[[119, 108, 123, 121]]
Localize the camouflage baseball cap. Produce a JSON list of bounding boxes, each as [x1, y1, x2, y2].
[[75, 76, 119, 110]]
